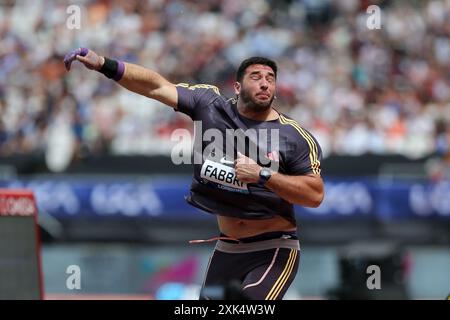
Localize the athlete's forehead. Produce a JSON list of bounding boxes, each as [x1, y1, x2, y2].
[[244, 64, 276, 77]]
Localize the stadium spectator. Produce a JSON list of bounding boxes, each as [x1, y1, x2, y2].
[[1, 0, 449, 164]]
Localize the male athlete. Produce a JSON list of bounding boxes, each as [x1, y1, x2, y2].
[[64, 48, 324, 300]]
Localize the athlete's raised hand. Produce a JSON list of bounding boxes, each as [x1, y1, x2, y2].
[[234, 152, 261, 183], [63, 47, 104, 71], [63, 47, 178, 108]]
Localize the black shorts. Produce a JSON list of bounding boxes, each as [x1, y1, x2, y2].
[[200, 231, 300, 300]]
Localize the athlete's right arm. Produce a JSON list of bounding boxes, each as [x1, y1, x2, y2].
[[115, 61, 178, 108], [63, 48, 178, 108]]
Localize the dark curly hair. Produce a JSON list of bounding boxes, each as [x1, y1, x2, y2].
[[236, 57, 278, 82]]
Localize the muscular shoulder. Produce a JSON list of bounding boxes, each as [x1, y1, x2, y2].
[[278, 114, 317, 147], [278, 113, 322, 175], [175, 83, 224, 118], [176, 83, 221, 95]]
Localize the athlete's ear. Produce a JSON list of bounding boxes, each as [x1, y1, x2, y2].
[[234, 81, 241, 96]]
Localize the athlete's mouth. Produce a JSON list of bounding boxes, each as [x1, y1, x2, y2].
[[256, 93, 270, 99]]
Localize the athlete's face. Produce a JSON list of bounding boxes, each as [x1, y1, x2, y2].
[[235, 64, 276, 112]]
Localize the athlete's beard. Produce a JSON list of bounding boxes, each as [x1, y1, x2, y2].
[[239, 88, 274, 112]]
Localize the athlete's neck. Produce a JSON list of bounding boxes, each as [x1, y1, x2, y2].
[[237, 102, 279, 121]]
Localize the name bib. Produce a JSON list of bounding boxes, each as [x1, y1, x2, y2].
[[200, 159, 248, 191]]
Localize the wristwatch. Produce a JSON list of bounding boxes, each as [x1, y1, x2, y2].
[[258, 167, 272, 186]]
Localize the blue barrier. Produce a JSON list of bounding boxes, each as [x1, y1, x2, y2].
[[1, 177, 450, 220]]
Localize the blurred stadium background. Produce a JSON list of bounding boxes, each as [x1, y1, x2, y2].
[[1, 0, 450, 299]]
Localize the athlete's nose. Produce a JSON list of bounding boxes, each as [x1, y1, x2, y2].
[[260, 80, 269, 90]]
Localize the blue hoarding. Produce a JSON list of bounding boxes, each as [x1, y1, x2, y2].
[[1, 177, 450, 220]]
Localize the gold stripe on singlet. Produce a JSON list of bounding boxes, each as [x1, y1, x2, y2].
[[279, 114, 321, 175]]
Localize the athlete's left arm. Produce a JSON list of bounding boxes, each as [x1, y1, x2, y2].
[[265, 172, 324, 208], [234, 154, 324, 208]]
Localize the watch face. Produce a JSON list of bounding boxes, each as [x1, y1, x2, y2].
[[259, 168, 272, 185], [260, 168, 271, 178]]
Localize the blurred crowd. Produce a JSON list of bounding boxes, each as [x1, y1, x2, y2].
[[1, 0, 450, 170]]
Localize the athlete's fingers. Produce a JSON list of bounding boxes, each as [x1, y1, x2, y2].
[[63, 47, 89, 71], [236, 152, 250, 164], [76, 55, 90, 64], [63, 51, 76, 71], [241, 155, 257, 165], [247, 157, 257, 165], [235, 159, 248, 168], [235, 169, 245, 180]]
